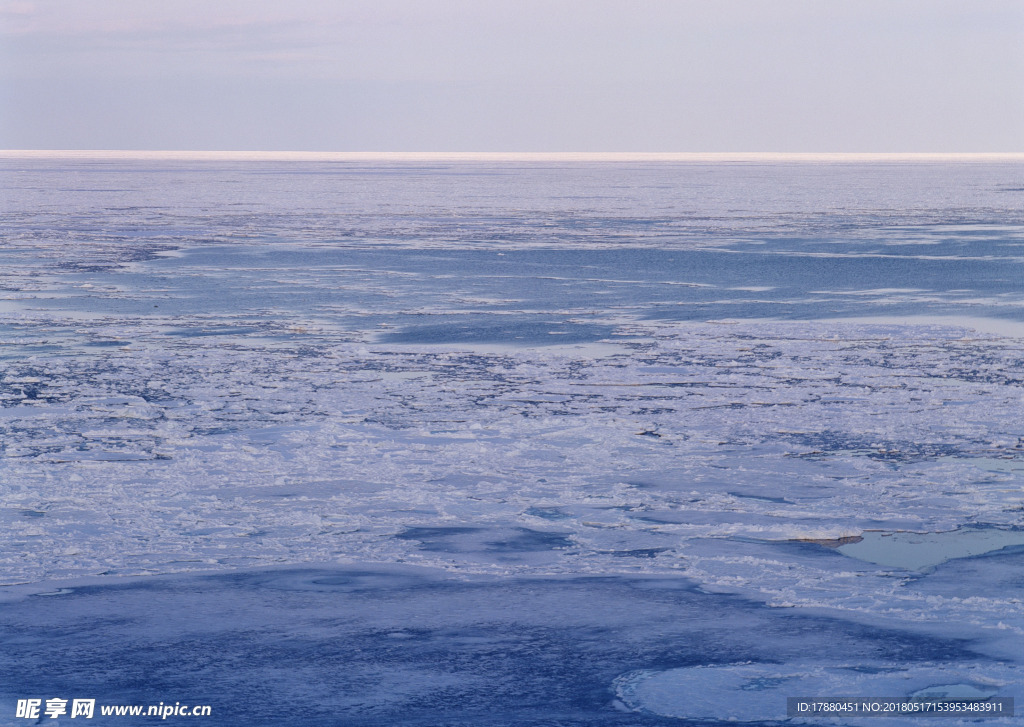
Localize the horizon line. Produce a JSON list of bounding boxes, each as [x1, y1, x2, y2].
[[3, 150, 1024, 163]]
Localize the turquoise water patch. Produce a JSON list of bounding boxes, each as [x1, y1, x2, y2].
[[837, 527, 1024, 571]]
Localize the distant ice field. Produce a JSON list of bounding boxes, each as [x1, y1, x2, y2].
[[3, 157, 1024, 723]]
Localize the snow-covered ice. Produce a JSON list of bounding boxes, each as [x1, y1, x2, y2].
[[2, 156, 1024, 723]]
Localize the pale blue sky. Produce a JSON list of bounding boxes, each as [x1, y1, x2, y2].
[[1, 0, 1022, 151]]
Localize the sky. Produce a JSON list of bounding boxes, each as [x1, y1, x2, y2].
[[1, 0, 1022, 152]]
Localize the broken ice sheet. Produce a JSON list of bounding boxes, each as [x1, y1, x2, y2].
[[5, 157, 1024, 721]]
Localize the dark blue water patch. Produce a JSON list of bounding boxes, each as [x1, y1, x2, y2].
[[342, 246, 1024, 298], [27, 240, 1024, 327], [484, 528, 575, 552], [382, 247, 1007, 296], [525, 506, 572, 521], [394, 526, 574, 553], [394, 526, 482, 550], [605, 548, 671, 559], [0, 566, 987, 726], [900, 539, 1024, 597], [378, 319, 616, 345]]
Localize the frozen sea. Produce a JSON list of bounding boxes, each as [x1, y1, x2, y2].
[[2, 153, 1024, 725]]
